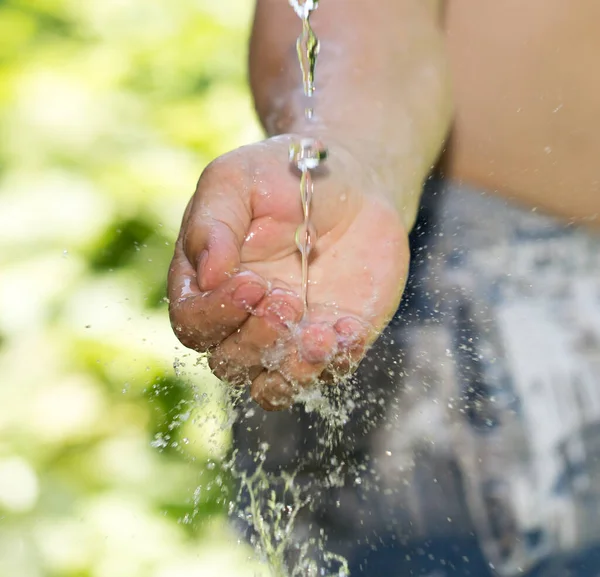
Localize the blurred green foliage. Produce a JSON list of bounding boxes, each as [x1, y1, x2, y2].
[[0, 0, 268, 575]]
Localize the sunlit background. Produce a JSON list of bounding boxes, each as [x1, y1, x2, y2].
[[0, 1, 271, 575]]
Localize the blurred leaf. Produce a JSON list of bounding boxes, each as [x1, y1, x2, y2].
[[0, 0, 265, 574], [89, 217, 156, 271]]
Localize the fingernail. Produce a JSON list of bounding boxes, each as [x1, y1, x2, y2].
[[300, 324, 338, 364], [254, 288, 301, 323], [266, 300, 300, 327], [232, 282, 265, 309], [334, 317, 365, 347]]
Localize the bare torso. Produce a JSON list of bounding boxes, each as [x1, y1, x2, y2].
[[443, 0, 600, 223]]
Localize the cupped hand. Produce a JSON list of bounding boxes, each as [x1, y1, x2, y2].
[[168, 135, 409, 410]]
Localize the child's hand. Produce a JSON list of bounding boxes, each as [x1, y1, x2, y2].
[[168, 135, 409, 410]]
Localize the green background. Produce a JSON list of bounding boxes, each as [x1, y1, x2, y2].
[[0, 0, 271, 575]]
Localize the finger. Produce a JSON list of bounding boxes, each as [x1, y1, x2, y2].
[[283, 316, 369, 385], [251, 371, 297, 411], [297, 321, 339, 364], [208, 349, 262, 387], [323, 316, 372, 379], [183, 160, 252, 291], [270, 322, 339, 387], [260, 313, 362, 387], [334, 316, 371, 360], [210, 288, 304, 374], [168, 243, 267, 351], [249, 317, 372, 408]]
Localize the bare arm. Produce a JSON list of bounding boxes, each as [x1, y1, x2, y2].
[[168, 1, 452, 406], [249, 0, 452, 229]]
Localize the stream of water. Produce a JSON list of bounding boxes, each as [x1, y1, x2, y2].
[[180, 5, 352, 576], [226, 4, 351, 575], [288, 0, 327, 315]]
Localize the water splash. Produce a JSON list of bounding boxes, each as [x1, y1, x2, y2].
[[165, 355, 358, 576], [201, 4, 350, 575], [231, 448, 350, 577]]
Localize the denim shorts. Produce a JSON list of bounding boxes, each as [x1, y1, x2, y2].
[[232, 179, 600, 577]]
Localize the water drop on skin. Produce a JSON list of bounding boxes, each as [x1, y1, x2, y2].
[[289, 138, 328, 171], [288, 0, 320, 22]]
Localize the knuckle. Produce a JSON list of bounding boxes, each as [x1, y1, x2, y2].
[[170, 316, 208, 353], [207, 351, 224, 375], [196, 150, 249, 199], [208, 349, 237, 383], [197, 156, 231, 189], [174, 331, 200, 352]]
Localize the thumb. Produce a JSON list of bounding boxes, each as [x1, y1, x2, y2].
[[182, 162, 252, 291]]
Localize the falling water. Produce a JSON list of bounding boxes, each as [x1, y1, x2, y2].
[[288, 0, 328, 314], [221, 3, 349, 575], [289, 138, 327, 313], [181, 4, 351, 576]]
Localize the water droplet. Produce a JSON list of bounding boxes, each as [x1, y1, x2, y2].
[[150, 434, 169, 449], [289, 138, 328, 171], [288, 0, 320, 20], [295, 221, 317, 256]]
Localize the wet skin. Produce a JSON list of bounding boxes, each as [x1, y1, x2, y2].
[[169, 1, 600, 409], [168, 137, 407, 410], [444, 0, 600, 222]]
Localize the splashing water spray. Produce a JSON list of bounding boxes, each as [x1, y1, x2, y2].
[[177, 4, 351, 577], [224, 3, 350, 576]]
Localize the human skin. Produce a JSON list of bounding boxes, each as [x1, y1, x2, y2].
[[444, 0, 600, 223], [168, 0, 599, 410]]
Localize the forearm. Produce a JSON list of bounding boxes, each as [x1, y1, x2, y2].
[[249, 0, 452, 229]]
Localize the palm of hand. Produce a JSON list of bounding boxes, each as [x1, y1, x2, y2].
[[168, 137, 408, 410]]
